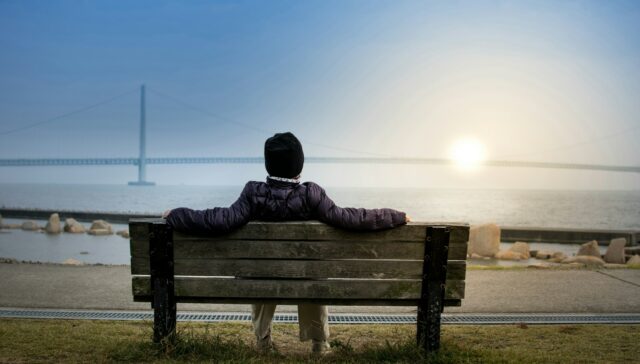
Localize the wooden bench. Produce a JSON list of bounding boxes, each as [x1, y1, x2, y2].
[[129, 219, 469, 352]]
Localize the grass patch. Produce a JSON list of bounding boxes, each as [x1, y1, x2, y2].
[[0, 319, 638, 363]]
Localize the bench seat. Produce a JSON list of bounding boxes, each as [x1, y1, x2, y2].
[[129, 219, 469, 351]]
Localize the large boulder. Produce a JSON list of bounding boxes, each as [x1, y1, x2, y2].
[[577, 240, 601, 257], [45, 213, 61, 234], [495, 250, 526, 260], [63, 218, 86, 233], [627, 255, 640, 267], [468, 223, 501, 257], [88, 220, 113, 235], [21, 220, 40, 231], [562, 256, 605, 267], [509, 242, 530, 259], [603, 238, 627, 264]]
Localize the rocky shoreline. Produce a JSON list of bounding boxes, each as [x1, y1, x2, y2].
[[0, 256, 128, 267], [2, 212, 640, 269], [0, 213, 130, 238], [468, 223, 640, 268]]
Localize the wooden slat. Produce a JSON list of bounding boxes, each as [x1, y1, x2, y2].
[[129, 219, 469, 242], [132, 296, 461, 307], [130, 258, 466, 280], [130, 221, 469, 259], [130, 239, 468, 260], [132, 277, 465, 300], [130, 219, 469, 242], [448, 243, 467, 261], [173, 221, 430, 242]]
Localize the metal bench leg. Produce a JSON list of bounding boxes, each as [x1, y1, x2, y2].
[[149, 222, 176, 343], [417, 226, 450, 352]]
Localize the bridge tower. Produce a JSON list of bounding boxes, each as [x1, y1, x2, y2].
[[129, 84, 155, 186]]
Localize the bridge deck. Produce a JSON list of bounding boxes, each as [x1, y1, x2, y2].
[[1, 157, 639, 173]]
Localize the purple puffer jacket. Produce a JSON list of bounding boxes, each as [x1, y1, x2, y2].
[[166, 178, 407, 234]]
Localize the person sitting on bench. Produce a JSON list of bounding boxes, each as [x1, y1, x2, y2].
[[163, 132, 409, 354]]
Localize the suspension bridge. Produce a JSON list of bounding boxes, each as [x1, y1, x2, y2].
[[1, 85, 638, 185]]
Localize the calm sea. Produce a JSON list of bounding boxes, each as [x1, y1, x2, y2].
[[1, 183, 639, 229], [0, 184, 638, 265]]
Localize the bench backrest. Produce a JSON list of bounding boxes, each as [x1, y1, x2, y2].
[[130, 219, 469, 306]]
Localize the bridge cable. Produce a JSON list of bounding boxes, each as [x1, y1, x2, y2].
[[496, 124, 640, 160], [147, 87, 392, 158], [0, 88, 138, 136]]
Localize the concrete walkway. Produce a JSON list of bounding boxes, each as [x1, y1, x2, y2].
[[0, 263, 638, 313]]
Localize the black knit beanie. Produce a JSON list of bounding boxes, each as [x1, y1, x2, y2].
[[264, 132, 304, 178]]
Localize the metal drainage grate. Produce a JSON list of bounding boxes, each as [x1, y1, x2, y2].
[[1, 309, 639, 325]]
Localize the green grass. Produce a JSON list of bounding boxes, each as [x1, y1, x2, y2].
[[0, 319, 638, 363]]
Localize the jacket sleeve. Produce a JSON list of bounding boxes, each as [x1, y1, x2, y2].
[[309, 183, 406, 231], [165, 183, 253, 235]]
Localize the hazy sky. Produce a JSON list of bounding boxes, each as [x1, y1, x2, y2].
[[0, 0, 639, 189]]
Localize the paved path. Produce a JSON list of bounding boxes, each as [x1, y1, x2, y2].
[[0, 263, 638, 313]]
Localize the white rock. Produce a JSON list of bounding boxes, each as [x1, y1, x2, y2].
[[509, 242, 530, 259], [603, 238, 627, 264], [45, 213, 61, 234], [88, 228, 112, 236], [21, 221, 40, 231], [63, 218, 86, 233], [90, 219, 112, 232], [577, 240, 601, 257], [468, 223, 500, 257], [89, 220, 113, 235]]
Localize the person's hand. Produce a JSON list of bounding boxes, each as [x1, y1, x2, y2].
[[162, 209, 172, 218], [405, 215, 412, 222]]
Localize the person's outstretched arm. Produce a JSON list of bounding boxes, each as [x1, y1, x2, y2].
[[309, 183, 407, 231], [164, 183, 253, 235]]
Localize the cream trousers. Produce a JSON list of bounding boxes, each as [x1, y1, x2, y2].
[[251, 304, 330, 342]]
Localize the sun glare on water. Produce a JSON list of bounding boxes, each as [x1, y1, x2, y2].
[[449, 138, 488, 170]]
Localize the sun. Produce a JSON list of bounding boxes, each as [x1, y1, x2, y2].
[[449, 137, 487, 170]]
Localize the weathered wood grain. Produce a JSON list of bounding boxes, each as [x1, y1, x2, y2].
[[130, 220, 469, 242], [130, 239, 468, 260], [132, 277, 465, 300], [130, 258, 466, 280]]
